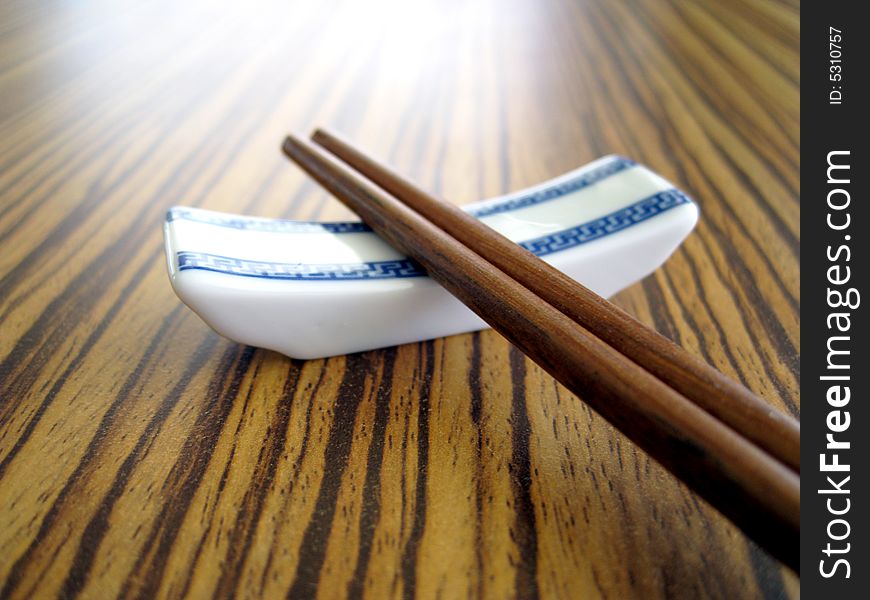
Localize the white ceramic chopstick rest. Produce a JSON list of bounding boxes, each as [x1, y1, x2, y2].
[[164, 155, 698, 358]]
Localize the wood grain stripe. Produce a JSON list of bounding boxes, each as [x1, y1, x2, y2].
[[508, 347, 539, 599]]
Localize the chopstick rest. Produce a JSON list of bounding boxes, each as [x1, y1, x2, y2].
[[163, 156, 698, 358]]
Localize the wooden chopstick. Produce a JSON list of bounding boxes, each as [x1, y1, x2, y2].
[[310, 128, 801, 475], [281, 134, 799, 570]]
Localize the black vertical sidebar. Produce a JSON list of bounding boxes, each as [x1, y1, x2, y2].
[[802, 2, 869, 597]]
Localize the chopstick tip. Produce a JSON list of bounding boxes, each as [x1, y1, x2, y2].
[[282, 134, 306, 157]]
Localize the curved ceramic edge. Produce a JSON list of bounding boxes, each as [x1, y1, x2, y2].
[[164, 155, 699, 358]]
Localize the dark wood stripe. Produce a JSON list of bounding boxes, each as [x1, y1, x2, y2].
[[0, 305, 183, 597], [255, 362, 331, 597], [707, 0, 798, 48], [1, 25, 318, 433], [508, 346, 539, 600], [124, 348, 277, 600], [0, 256, 160, 470], [639, 276, 684, 347], [61, 341, 248, 600], [686, 234, 799, 414], [588, 0, 797, 234], [655, 267, 722, 367], [0, 52, 270, 364], [578, 34, 802, 358], [698, 133, 799, 257], [688, 172, 800, 339], [0, 19, 249, 229], [676, 247, 794, 402], [467, 333, 485, 599], [625, 0, 800, 174], [685, 0, 798, 86], [347, 346, 397, 599], [0, 326, 218, 599], [0, 101, 197, 304], [1, 5, 329, 310], [684, 157, 800, 315], [400, 340, 434, 600], [393, 387, 412, 597], [285, 352, 377, 599]]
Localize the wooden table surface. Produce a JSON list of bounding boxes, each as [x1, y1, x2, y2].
[[0, 0, 799, 598]]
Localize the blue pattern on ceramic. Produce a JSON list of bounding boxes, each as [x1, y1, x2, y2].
[[519, 189, 688, 253], [467, 156, 635, 218], [177, 252, 424, 280], [176, 189, 689, 281], [166, 210, 372, 234], [166, 156, 636, 232]]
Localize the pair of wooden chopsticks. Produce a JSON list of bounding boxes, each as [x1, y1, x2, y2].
[[282, 130, 800, 571]]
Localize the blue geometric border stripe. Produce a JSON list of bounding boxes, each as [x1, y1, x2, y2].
[[176, 189, 690, 281], [166, 156, 636, 233], [177, 252, 425, 280], [520, 188, 689, 255], [467, 156, 635, 218], [166, 209, 373, 234]]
